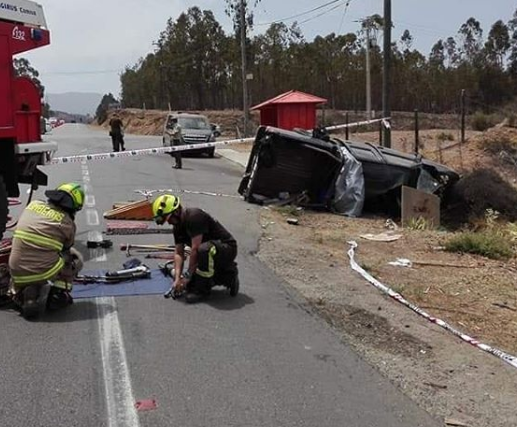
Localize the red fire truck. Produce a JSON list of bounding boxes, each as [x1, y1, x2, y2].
[[0, 0, 56, 240]]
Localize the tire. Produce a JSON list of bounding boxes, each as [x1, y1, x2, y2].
[[0, 175, 8, 241], [207, 148, 215, 158]]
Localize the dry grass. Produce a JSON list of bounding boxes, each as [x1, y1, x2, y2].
[[263, 208, 517, 355]]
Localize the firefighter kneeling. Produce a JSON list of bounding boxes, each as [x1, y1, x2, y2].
[[9, 183, 85, 319], [153, 194, 239, 303]]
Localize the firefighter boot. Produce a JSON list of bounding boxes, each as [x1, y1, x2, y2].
[[21, 283, 49, 319], [214, 263, 239, 297], [185, 275, 212, 304]]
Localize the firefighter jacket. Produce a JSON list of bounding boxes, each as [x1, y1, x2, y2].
[[9, 200, 76, 288]]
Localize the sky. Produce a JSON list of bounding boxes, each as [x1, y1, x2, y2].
[[22, 0, 517, 96]]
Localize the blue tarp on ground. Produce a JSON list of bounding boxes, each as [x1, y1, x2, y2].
[[71, 269, 170, 299]]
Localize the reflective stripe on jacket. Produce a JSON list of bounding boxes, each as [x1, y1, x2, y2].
[[9, 201, 75, 288]]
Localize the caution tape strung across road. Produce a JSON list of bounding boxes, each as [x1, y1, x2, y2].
[[135, 189, 240, 199], [49, 137, 255, 165], [347, 241, 517, 370]]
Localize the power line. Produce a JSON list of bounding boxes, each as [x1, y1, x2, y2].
[[297, 1, 347, 26], [338, 0, 353, 34], [255, 0, 342, 27]]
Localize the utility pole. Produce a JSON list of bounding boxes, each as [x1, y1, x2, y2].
[[382, 0, 392, 148], [240, 0, 249, 137], [365, 25, 372, 120]]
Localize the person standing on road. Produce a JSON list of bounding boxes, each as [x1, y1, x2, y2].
[[109, 113, 125, 152], [152, 194, 239, 303], [169, 117, 183, 169], [8, 183, 85, 319]]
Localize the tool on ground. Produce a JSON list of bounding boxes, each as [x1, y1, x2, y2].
[[120, 243, 175, 257], [159, 261, 184, 300], [87, 239, 113, 249], [76, 265, 151, 284], [145, 253, 176, 260]]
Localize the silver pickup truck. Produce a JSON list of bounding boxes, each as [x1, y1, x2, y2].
[[162, 112, 216, 157]]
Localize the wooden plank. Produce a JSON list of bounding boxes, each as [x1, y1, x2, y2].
[[401, 186, 440, 228]]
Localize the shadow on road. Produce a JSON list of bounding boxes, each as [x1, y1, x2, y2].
[[40, 300, 115, 323], [204, 290, 254, 311]]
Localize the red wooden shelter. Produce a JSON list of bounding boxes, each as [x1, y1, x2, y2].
[[250, 90, 327, 131]]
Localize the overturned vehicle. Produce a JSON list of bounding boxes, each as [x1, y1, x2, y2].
[[238, 126, 460, 217]]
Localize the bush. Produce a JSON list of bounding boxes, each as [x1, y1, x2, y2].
[[436, 132, 454, 142], [445, 230, 513, 260], [471, 112, 496, 131], [443, 169, 517, 226]]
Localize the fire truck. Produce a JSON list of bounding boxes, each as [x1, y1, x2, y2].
[[0, 0, 56, 240]]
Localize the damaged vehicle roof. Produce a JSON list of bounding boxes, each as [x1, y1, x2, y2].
[[238, 126, 460, 216]]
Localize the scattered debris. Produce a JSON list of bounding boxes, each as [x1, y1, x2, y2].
[[445, 417, 469, 427], [423, 381, 447, 390], [360, 233, 403, 242], [134, 399, 158, 412], [389, 258, 413, 267], [287, 218, 299, 225], [492, 302, 517, 312]]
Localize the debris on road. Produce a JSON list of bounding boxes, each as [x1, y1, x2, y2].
[[286, 218, 299, 225]]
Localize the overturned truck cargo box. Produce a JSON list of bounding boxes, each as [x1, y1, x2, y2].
[[238, 126, 459, 217]]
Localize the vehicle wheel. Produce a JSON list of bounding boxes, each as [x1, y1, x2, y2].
[[0, 176, 8, 241], [207, 148, 215, 158]]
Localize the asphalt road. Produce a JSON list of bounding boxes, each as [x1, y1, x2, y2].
[[0, 125, 440, 427]]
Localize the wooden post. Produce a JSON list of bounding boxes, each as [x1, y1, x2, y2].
[[414, 109, 419, 154], [460, 89, 466, 144], [345, 112, 349, 140]]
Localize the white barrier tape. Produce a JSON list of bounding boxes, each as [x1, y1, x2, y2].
[[135, 189, 240, 199], [347, 241, 517, 370], [49, 137, 255, 165], [325, 117, 391, 132]]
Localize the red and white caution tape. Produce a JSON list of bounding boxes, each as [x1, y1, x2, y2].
[[347, 241, 517, 370], [325, 117, 391, 132], [49, 137, 255, 165], [135, 189, 240, 199]]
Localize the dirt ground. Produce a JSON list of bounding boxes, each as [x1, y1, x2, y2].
[[258, 208, 517, 427]]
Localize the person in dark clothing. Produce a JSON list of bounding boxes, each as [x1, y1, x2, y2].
[[109, 114, 125, 152], [152, 194, 239, 303], [168, 117, 182, 169]]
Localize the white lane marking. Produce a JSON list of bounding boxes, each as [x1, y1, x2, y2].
[[97, 297, 140, 427], [83, 175, 91, 183], [85, 195, 96, 207], [88, 230, 103, 242], [83, 184, 91, 193], [83, 169, 90, 176], [86, 209, 100, 226], [88, 230, 107, 261]]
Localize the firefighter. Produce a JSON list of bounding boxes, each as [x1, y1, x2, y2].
[[152, 194, 239, 303], [9, 183, 85, 319], [109, 113, 125, 152]]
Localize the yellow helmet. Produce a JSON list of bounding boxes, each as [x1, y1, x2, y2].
[[51, 182, 85, 211], [152, 194, 181, 223]]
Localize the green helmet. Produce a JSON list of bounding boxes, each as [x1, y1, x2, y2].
[[152, 194, 181, 223], [56, 183, 85, 211]]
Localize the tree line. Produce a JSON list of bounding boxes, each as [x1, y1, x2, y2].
[[119, 5, 517, 115]]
